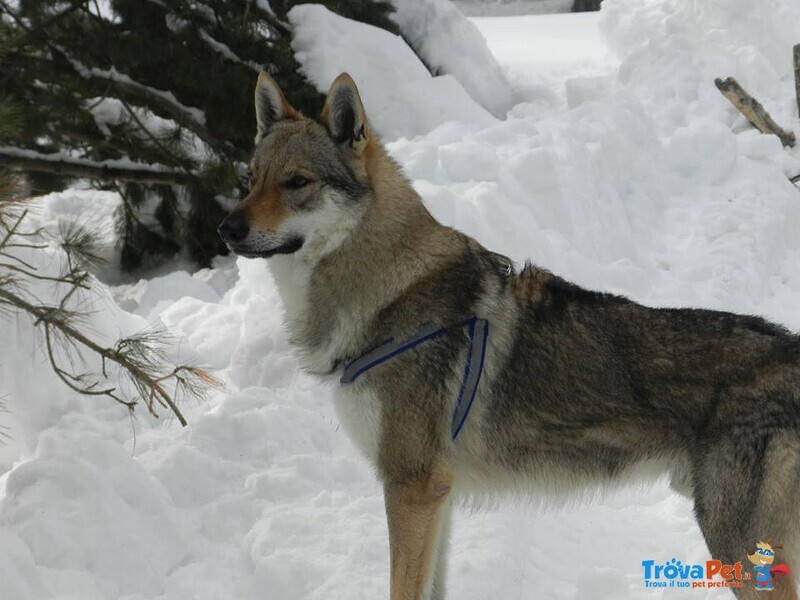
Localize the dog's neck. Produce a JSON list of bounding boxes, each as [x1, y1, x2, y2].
[[268, 139, 463, 376]]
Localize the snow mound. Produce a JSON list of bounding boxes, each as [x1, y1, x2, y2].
[[288, 4, 496, 141], [472, 12, 619, 102], [600, 0, 800, 139], [390, 0, 518, 116], [28, 189, 123, 280]]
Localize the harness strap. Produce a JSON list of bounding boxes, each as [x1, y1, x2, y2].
[[340, 322, 449, 384], [339, 318, 489, 440], [451, 317, 489, 439]]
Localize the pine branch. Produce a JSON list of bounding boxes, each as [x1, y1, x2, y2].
[[118, 100, 196, 175], [0, 193, 222, 425], [0, 286, 199, 425], [1, 2, 244, 161], [80, 68, 244, 161], [251, 0, 290, 37], [0, 0, 88, 51], [0, 146, 193, 185]]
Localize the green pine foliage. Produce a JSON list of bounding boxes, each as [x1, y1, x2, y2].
[[0, 0, 396, 271]]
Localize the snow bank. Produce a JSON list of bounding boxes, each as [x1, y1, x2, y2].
[[390, 0, 518, 117], [288, 4, 496, 141], [472, 12, 619, 100], [601, 0, 800, 141], [0, 195, 224, 598]]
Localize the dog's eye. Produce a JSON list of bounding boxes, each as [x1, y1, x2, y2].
[[284, 175, 311, 190]]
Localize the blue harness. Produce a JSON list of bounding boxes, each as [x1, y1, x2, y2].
[[340, 318, 489, 440]]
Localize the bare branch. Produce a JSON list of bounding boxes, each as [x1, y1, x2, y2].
[[0, 147, 193, 185], [44, 323, 129, 404], [715, 77, 796, 147], [0, 208, 31, 248], [0, 261, 90, 287], [0, 249, 41, 270]]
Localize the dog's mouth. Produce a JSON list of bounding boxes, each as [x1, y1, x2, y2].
[[227, 237, 304, 259]]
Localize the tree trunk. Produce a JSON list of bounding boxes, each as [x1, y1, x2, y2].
[[793, 44, 800, 120]]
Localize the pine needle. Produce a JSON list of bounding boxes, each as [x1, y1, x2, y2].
[[0, 170, 217, 426]]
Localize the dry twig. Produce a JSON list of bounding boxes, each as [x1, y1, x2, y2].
[[714, 77, 796, 147]]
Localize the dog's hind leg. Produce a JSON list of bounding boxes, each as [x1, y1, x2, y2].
[[693, 433, 799, 600], [384, 463, 453, 600], [746, 433, 800, 600]]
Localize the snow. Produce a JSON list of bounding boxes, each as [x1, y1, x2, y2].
[[196, 29, 262, 72], [65, 54, 207, 125], [87, 98, 210, 164], [472, 12, 619, 101], [288, 4, 496, 140], [165, 15, 262, 73], [390, 0, 518, 116], [454, 0, 572, 16], [3, 0, 800, 599], [255, 0, 276, 19], [0, 145, 185, 173]]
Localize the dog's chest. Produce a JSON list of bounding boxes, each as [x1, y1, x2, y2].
[[268, 255, 311, 332], [269, 256, 358, 374], [269, 256, 384, 461], [333, 384, 383, 465]]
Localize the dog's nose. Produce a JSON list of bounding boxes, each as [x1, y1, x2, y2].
[[218, 212, 249, 244]]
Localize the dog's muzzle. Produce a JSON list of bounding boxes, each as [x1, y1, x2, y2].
[[218, 212, 304, 258], [218, 212, 249, 245]]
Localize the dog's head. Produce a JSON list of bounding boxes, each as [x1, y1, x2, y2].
[[218, 72, 371, 260]]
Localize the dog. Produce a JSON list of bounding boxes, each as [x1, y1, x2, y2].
[[218, 71, 800, 600]]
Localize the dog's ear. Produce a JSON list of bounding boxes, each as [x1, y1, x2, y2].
[[254, 71, 298, 143], [320, 73, 368, 155]]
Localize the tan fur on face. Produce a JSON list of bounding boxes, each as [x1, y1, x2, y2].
[[244, 120, 328, 234], [243, 184, 291, 232]]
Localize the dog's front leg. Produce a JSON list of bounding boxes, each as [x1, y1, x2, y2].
[[427, 498, 452, 600], [384, 467, 452, 600]]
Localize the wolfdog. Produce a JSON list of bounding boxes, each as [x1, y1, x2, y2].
[[218, 71, 800, 600]]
